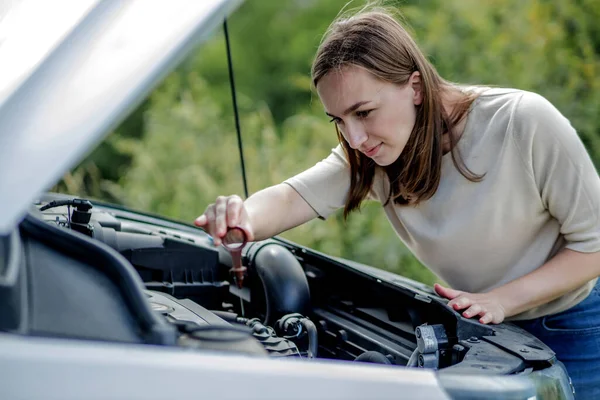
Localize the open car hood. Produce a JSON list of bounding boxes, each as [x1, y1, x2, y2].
[[0, 0, 243, 235]]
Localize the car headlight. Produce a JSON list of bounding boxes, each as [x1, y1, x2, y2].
[[526, 361, 575, 400], [437, 362, 574, 400]]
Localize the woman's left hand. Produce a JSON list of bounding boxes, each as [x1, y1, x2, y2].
[[434, 283, 507, 324]]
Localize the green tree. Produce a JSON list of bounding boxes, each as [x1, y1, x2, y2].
[[55, 0, 599, 286]]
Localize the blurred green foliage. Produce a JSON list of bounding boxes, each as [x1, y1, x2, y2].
[[54, 0, 600, 286]]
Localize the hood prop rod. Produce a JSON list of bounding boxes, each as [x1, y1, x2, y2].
[[224, 19, 249, 199]]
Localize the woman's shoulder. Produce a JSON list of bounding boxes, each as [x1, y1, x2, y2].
[[463, 86, 563, 132], [472, 87, 569, 135], [466, 85, 525, 108], [462, 85, 522, 96], [472, 87, 579, 169], [467, 86, 555, 113]]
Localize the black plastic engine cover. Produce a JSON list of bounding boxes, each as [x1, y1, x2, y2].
[[0, 212, 176, 345]]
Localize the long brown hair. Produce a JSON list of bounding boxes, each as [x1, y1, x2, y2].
[[311, 6, 483, 219]]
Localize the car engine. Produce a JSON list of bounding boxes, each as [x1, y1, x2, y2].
[[147, 290, 312, 358], [0, 195, 562, 382], [9, 196, 325, 361]]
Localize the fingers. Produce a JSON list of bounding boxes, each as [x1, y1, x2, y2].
[[194, 214, 207, 226], [194, 195, 247, 247], [448, 296, 472, 311], [479, 313, 494, 324], [480, 308, 505, 324], [454, 300, 494, 324], [436, 283, 472, 311], [434, 283, 463, 300], [226, 196, 244, 228], [462, 304, 483, 319], [205, 205, 221, 246], [214, 196, 228, 237], [436, 286, 506, 325], [454, 302, 502, 325]]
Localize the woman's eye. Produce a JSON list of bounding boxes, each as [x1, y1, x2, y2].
[[329, 117, 341, 124], [356, 110, 372, 119]]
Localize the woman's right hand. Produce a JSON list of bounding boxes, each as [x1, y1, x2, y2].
[[194, 195, 254, 247]]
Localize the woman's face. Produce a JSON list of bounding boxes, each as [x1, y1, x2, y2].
[[317, 65, 422, 166]]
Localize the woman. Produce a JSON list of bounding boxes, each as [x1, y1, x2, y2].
[[195, 7, 600, 398]]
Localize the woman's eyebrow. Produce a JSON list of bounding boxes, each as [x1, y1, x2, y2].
[[325, 100, 372, 118]]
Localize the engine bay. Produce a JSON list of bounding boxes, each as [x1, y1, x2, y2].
[[0, 195, 558, 377]]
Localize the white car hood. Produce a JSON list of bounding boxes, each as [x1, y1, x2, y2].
[[0, 0, 242, 235]]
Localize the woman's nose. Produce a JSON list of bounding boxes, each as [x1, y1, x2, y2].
[[345, 123, 368, 149]]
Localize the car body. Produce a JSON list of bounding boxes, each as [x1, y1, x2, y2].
[[0, 1, 575, 399]]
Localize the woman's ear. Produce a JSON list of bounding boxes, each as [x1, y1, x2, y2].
[[410, 71, 423, 105]]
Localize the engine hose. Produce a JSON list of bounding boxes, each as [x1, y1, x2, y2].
[[210, 310, 249, 325], [300, 318, 318, 359], [406, 348, 419, 367], [246, 241, 310, 325], [354, 351, 392, 365]]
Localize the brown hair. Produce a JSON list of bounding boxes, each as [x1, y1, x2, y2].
[[311, 6, 483, 219]]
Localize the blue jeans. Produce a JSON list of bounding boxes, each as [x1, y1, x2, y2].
[[513, 281, 600, 400]]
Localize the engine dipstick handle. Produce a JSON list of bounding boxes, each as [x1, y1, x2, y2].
[[222, 227, 248, 289]]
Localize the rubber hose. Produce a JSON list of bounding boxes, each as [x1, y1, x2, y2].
[[301, 318, 318, 359], [354, 351, 392, 365], [248, 242, 311, 325], [406, 348, 419, 367]]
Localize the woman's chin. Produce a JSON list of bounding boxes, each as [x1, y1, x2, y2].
[[374, 146, 405, 167], [372, 151, 396, 167], [374, 159, 393, 167]]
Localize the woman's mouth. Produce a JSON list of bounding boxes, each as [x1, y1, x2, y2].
[[363, 143, 382, 157]]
